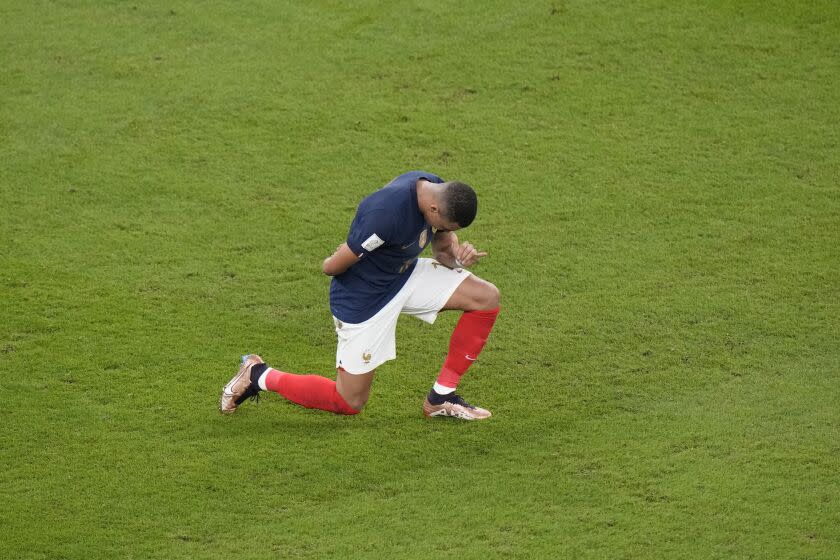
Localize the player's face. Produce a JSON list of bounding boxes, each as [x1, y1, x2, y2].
[[428, 213, 461, 232], [424, 203, 459, 231]]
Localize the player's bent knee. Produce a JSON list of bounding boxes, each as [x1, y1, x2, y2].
[[341, 405, 362, 416], [342, 395, 367, 412], [335, 367, 373, 413], [336, 385, 369, 412], [478, 281, 500, 310]]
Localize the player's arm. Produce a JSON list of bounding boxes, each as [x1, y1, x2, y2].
[[432, 230, 460, 268], [328, 207, 392, 276], [322, 243, 361, 276], [432, 230, 487, 268]]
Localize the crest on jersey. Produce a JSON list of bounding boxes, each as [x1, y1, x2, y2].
[[418, 228, 429, 249], [362, 352, 372, 364]]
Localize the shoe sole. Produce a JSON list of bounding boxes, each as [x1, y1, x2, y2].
[[220, 354, 263, 414]]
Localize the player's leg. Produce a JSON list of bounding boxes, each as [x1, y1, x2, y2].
[[401, 260, 500, 420], [260, 365, 368, 414], [442, 274, 500, 312], [425, 275, 500, 418], [335, 367, 375, 410], [219, 355, 364, 415], [220, 297, 401, 415]]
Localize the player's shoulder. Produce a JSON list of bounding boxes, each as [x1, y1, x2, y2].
[[356, 169, 444, 215]]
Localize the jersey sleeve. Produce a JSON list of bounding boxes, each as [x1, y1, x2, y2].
[[346, 208, 395, 256]]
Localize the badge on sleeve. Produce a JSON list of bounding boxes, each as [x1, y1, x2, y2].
[[362, 233, 385, 252]]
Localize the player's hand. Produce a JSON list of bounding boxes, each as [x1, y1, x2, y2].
[[454, 241, 487, 268]]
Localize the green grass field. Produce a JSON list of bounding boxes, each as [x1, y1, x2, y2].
[[2, 1, 838, 558]]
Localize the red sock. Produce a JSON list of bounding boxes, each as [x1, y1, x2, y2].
[[436, 307, 500, 390], [264, 369, 359, 415]]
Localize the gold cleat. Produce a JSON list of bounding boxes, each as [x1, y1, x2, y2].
[[220, 354, 264, 414], [422, 394, 492, 420]]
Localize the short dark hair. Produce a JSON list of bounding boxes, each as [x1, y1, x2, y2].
[[441, 181, 478, 228]]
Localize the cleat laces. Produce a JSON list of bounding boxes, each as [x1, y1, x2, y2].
[[234, 384, 261, 406], [446, 393, 476, 409]]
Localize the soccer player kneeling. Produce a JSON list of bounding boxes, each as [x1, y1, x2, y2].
[[220, 171, 500, 420]]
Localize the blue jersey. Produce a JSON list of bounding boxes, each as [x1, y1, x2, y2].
[[329, 170, 444, 323]]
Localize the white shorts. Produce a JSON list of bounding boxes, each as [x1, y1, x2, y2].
[[333, 258, 471, 374]]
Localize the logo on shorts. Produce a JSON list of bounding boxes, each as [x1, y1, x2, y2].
[[362, 352, 372, 364]]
